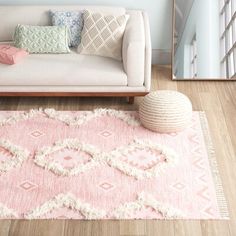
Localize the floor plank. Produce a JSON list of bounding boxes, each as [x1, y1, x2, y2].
[[0, 220, 11, 236], [119, 220, 146, 236]]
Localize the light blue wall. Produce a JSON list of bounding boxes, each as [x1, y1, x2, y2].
[[174, 0, 221, 78], [0, 0, 173, 51]]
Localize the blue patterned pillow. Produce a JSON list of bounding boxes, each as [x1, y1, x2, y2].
[[50, 11, 84, 47]]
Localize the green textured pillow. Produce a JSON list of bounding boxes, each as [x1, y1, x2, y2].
[[14, 24, 70, 54]]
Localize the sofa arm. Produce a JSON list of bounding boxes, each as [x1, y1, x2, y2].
[[122, 11, 145, 87], [142, 11, 152, 91]]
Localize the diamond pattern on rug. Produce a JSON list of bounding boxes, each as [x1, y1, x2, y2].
[[29, 130, 45, 138], [120, 148, 165, 170], [107, 139, 178, 179], [19, 181, 38, 191], [171, 182, 186, 191], [99, 182, 114, 191], [0, 109, 229, 220], [48, 149, 92, 170], [99, 130, 113, 138], [34, 139, 102, 176]]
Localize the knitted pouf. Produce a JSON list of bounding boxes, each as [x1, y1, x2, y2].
[[139, 90, 192, 133]]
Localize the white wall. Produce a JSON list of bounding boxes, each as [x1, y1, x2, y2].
[[0, 0, 174, 64], [174, 0, 221, 78]]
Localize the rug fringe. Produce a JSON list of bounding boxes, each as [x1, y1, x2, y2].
[[199, 112, 229, 219]]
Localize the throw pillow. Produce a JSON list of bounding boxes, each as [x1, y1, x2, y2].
[[77, 10, 129, 61], [50, 10, 84, 47], [0, 45, 28, 65], [14, 25, 70, 54]]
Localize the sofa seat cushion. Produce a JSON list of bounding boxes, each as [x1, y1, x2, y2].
[[0, 48, 127, 86]]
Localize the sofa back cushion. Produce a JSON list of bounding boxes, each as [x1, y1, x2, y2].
[[14, 25, 71, 53], [0, 5, 126, 42], [78, 10, 129, 61], [50, 10, 84, 47]]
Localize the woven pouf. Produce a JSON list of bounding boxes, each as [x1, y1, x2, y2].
[[139, 90, 192, 133]]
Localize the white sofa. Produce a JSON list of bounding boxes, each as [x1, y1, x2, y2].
[[0, 5, 152, 102]]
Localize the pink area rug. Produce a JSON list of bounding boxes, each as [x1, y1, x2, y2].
[[0, 109, 229, 220]]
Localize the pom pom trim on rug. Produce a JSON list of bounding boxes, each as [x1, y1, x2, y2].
[[34, 138, 178, 179], [44, 108, 141, 127], [0, 109, 229, 220], [25, 192, 106, 220], [0, 139, 30, 173], [0, 108, 141, 128], [107, 139, 178, 179], [24, 192, 185, 219], [113, 192, 185, 219], [34, 138, 106, 176], [0, 203, 18, 218], [0, 109, 42, 127]]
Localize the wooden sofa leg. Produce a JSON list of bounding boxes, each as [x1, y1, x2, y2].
[[128, 96, 135, 104]]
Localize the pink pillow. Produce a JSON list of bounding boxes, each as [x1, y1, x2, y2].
[[0, 45, 28, 65]]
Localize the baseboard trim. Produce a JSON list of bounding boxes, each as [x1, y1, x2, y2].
[[152, 49, 172, 65]]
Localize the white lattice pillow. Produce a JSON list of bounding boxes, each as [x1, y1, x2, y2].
[[78, 10, 129, 60]]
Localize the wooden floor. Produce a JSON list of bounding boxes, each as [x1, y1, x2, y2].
[[0, 65, 236, 236]]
